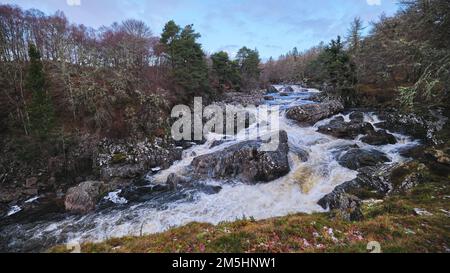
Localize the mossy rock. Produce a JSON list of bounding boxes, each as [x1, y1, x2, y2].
[[111, 153, 127, 164]]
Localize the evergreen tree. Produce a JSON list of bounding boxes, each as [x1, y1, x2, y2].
[[160, 21, 211, 101], [210, 51, 241, 91], [322, 36, 357, 105], [26, 44, 55, 139], [346, 17, 364, 53], [236, 47, 261, 91]]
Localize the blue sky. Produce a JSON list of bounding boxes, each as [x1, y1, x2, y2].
[[4, 0, 400, 59]]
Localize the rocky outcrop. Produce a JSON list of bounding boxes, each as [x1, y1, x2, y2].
[[376, 107, 448, 145], [64, 181, 111, 214], [317, 116, 375, 139], [191, 131, 290, 183], [318, 161, 430, 221], [96, 138, 183, 185], [318, 164, 398, 221], [286, 100, 344, 125], [337, 148, 391, 170]]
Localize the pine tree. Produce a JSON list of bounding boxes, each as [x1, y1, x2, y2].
[[236, 47, 261, 91], [160, 21, 211, 101], [26, 44, 55, 139], [346, 17, 364, 53], [210, 51, 241, 91]]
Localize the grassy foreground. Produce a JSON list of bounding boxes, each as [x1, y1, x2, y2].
[[51, 176, 450, 253]]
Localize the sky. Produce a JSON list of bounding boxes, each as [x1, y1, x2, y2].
[[3, 0, 400, 60]]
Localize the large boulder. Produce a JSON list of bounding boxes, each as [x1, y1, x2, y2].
[[191, 131, 290, 183], [317, 116, 375, 139], [64, 181, 111, 214], [286, 100, 344, 125], [361, 129, 397, 146], [338, 148, 391, 170]]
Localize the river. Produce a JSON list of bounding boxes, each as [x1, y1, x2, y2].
[[0, 85, 419, 252]]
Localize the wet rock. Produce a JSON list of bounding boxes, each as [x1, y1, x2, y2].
[[191, 131, 290, 183], [286, 100, 344, 125], [349, 111, 364, 123], [317, 116, 375, 139], [283, 86, 294, 93], [280, 92, 290, 97], [330, 144, 360, 158], [318, 193, 363, 221], [266, 85, 279, 94], [264, 95, 274, 101], [338, 148, 390, 170], [361, 130, 397, 146], [166, 173, 191, 190], [64, 181, 111, 214], [290, 146, 309, 162]]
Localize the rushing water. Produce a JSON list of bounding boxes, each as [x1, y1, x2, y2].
[[0, 85, 420, 252]]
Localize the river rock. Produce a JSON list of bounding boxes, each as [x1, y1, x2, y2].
[[266, 85, 279, 94], [191, 131, 290, 183], [166, 173, 191, 190], [361, 129, 397, 146], [338, 148, 391, 170], [286, 100, 344, 125], [349, 111, 365, 123], [290, 146, 309, 162], [318, 164, 399, 220], [283, 86, 294, 93], [318, 192, 363, 221], [317, 116, 375, 139], [64, 181, 111, 214]]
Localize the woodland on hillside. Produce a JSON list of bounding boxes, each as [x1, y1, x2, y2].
[[261, 0, 449, 107], [1, 0, 449, 143]]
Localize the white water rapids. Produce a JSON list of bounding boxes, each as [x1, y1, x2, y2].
[[1, 86, 420, 251]]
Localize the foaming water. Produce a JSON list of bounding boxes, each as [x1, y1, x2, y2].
[[1, 86, 419, 251]]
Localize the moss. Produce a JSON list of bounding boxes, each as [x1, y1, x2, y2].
[[110, 152, 127, 164]]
